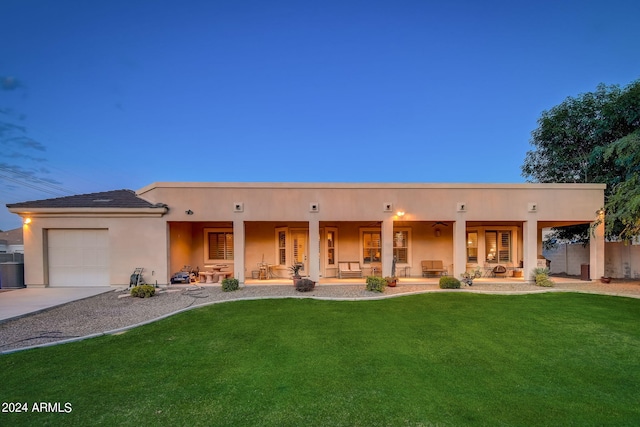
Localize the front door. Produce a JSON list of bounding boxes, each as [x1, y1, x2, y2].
[[290, 230, 308, 276]]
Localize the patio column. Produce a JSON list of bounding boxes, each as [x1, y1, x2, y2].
[[308, 218, 320, 282], [453, 218, 466, 278], [523, 219, 538, 282], [233, 219, 245, 284], [382, 219, 394, 277], [590, 216, 605, 280]]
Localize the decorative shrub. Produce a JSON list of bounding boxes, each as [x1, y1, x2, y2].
[[531, 267, 554, 287], [221, 277, 240, 292], [535, 273, 555, 287], [530, 267, 549, 280], [130, 284, 156, 298], [439, 276, 461, 289], [365, 276, 387, 292], [295, 278, 316, 292]]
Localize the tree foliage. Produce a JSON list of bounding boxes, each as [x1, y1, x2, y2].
[[603, 130, 640, 241], [522, 79, 640, 242]]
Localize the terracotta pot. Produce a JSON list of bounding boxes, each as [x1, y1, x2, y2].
[[600, 276, 612, 284], [387, 280, 397, 287]]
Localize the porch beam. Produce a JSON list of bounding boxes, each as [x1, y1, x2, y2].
[[308, 219, 320, 282], [233, 219, 245, 284], [523, 219, 538, 282], [453, 219, 466, 278], [590, 218, 605, 280], [382, 219, 394, 277]]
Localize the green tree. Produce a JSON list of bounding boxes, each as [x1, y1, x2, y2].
[[522, 79, 640, 243], [602, 130, 640, 241]]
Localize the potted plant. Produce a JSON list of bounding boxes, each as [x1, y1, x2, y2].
[[385, 256, 398, 286], [288, 263, 303, 285]]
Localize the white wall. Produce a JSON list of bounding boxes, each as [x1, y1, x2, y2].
[[545, 242, 640, 279]]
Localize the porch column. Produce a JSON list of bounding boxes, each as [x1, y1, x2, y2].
[[453, 219, 466, 278], [381, 219, 394, 277], [590, 217, 605, 280], [308, 218, 320, 282], [233, 219, 245, 284], [523, 219, 538, 282]]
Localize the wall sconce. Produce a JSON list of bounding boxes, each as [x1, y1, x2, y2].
[[396, 211, 405, 218], [185, 210, 194, 215], [23, 217, 32, 225]]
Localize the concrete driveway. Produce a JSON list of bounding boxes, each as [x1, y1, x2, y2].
[[0, 287, 113, 322]]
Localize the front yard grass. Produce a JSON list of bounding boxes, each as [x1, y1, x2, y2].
[[1, 292, 639, 426]]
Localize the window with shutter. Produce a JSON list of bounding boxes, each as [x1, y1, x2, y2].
[[467, 232, 478, 262], [362, 231, 381, 264], [393, 230, 409, 263], [204, 228, 234, 262], [485, 231, 511, 263]]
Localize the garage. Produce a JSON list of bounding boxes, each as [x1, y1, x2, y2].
[[48, 229, 109, 286]]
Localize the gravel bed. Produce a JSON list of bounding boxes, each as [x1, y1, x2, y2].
[[1, 280, 639, 353]]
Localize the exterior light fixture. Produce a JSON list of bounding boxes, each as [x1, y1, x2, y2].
[[397, 211, 405, 217], [23, 217, 32, 224], [185, 210, 194, 215]]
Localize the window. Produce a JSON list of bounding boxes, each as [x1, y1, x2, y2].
[[362, 231, 381, 264], [275, 227, 289, 266], [467, 232, 478, 263], [486, 231, 511, 263], [278, 230, 286, 265], [326, 229, 337, 266], [393, 230, 409, 264], [204, 228, 233, 261]]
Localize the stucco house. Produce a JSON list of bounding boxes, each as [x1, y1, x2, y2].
[[6, 182, 606, 287], [0, 227, 24, 254]]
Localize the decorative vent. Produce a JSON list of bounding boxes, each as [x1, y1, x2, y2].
[[383, 202, 393, 212], [309, 202, 319, 213], [233, 202, 244, 213]]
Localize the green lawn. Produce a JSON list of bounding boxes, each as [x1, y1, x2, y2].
[[1, 293, 639, 426]]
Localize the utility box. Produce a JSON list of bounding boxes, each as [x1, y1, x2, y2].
[[580, 264, 590, 281], [0, 262, 26, 289]]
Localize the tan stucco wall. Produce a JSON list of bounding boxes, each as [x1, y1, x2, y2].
[[137, 182, 605, 224], [21, 215, 168, 287], [13, 182, 605, 286], [140, 182, 604, 279]]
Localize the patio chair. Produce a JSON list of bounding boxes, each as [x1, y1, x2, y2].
[[338, 262, 363, 278], [492, 265, 507, 278], [421, 260, 445, 277]]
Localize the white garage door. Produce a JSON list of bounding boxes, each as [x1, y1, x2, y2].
[[48, 229, 109, 287]]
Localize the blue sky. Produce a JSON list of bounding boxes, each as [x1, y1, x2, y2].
[[1, 0, 639, 230]]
